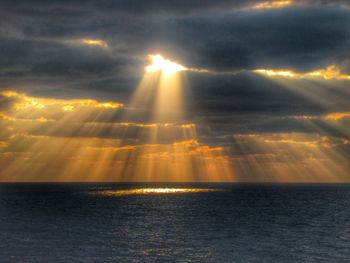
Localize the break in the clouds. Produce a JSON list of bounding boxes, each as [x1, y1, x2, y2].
[[0, 0, 349, 182]]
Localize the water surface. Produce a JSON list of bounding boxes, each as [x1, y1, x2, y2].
[[0, 183, 349, 262]]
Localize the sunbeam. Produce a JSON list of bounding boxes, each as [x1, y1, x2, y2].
[[0, 55, 235, 182]]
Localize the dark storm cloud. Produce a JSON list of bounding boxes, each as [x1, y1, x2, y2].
[[187, 72, 350, 114], [0, 38, 135, 76], [0, 0, 260, 18], [1, 0, 349, 16], [152, 6, 350, 72], [0, 0, 350, 145], [1, 3, 350, 84]]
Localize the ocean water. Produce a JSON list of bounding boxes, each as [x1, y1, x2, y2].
[[0, 183, 349, 262]]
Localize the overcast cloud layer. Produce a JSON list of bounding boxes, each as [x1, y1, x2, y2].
[[0, 0, 349, 181]]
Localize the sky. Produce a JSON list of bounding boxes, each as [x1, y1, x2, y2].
[[0, 0, 349, 182]]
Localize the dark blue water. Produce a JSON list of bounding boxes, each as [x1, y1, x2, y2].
[[0, 183, 349, 262]]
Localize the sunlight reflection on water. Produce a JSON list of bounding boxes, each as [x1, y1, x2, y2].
[[94, 188, 221, 196]]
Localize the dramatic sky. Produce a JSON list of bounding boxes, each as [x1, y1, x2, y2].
[[0, 0, 349, 182]]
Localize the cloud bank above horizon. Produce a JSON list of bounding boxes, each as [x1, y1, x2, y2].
[[0, 0, 349, 182]]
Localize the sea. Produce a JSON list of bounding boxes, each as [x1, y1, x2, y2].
[[0, 183, 349, 262]]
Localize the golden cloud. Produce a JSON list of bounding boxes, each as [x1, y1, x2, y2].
[[292, 112, 350, 121], [234, 132, 349, 150], [0, 90, 123, 112], [324, 112, 350, 120], [252, 0, 293, 9], [254, 65, 350, 80], [0, 112, 15, 121]]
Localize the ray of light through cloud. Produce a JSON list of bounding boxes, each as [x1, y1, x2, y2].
[[0, 0, 349, 183]]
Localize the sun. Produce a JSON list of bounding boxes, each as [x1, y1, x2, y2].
[[145, 54, 187, 74]]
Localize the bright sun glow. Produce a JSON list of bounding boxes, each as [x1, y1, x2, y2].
[[145, 54, 187, 73]]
